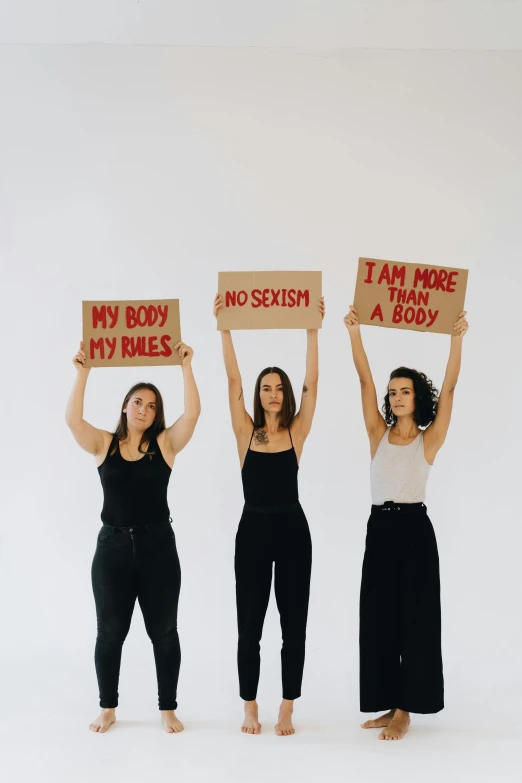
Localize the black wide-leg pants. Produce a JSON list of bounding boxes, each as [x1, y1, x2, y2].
[[359, 502, 444, 714], [91, 520, 181, 710], [234, 503, 312, 701]]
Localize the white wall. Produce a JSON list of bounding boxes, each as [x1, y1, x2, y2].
[[2, 0, 522, 49], [1, 44, 521, 715]]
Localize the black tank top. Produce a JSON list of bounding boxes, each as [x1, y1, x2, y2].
[[98, 434, 171, 526], [241, 427, 299, 507]]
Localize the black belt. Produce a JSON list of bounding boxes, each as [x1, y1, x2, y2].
[[371, 502, 426, 514], [102, 518, 172, 531], [243, 502, 301, 515]]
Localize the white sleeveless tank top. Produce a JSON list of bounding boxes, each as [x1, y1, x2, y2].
[[370, 427, 431, 505]]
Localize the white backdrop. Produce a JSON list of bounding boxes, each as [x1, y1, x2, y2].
[[1, 41, 521, 782]]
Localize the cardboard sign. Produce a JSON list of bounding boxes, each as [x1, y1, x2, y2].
[[353, 258, 468, 334], [217, 271, 322, 330], [82, 299, 181, 367]]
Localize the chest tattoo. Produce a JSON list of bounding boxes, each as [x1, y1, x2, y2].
[[253, 428, 269, 446]]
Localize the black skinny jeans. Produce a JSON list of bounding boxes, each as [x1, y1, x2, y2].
[[91, 520, 181, 710], [235, 503, 312, 701]]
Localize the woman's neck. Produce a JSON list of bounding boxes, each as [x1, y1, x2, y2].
[[263, 413, 282, 435], [122, 428, 147, 447], [393, 417, 419, 440]]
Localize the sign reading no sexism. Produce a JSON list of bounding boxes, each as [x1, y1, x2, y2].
[[217, 271, 322, 330], [353, 258, 468, 334], [82, 299, 182, 367]]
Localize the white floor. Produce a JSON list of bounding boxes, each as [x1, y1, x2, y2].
[[1, 656, 520, 783]]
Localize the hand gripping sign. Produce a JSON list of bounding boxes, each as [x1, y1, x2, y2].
[[82, 299, 182, 367], [217, 271, 322, 330], [353, 258, 468, 334]]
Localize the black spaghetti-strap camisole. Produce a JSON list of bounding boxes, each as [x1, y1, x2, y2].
[[98, 434, 172, 526], [241, 428, 299, 508]]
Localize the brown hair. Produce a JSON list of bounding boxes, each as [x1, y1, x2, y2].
[[253, 367, 296, 430], [111, 382, 166, 457]]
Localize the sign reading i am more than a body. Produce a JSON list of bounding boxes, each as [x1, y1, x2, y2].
[[217, 271, 322, 330], [82, 299, 182, 367], [353, 258, 468, 335]]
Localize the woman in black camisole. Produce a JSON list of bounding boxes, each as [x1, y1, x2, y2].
[[214, 293, 325, 737], [66, 340, 200, 734]]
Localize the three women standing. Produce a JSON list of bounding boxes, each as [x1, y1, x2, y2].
[[66, 340, 200, 733], [67, 293, 468, 741]]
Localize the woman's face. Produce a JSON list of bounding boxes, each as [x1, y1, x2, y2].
[[388, 377, 415, 418], [123, 388, 157, 431], [259, 373, 284, 416]]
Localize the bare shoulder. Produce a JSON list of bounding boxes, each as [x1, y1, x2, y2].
[[289, 419, 305, 448], [95, 431, 115, 467], [236, 422, 254, 452], [421, 424, 439, 464], [369, 422, 387, 460], [156, 430, 168, 448], [156, 430, 175, 468], [288, 423, 305, 465]]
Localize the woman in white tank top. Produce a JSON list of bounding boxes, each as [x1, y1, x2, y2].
[[344, 304, 468, 742]]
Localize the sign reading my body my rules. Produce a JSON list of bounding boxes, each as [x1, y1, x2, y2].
[[82, 299, 182, 367]]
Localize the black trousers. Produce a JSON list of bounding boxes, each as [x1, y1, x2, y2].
[[359, 502, 444, 714], [234, 503, 312, 701], [91, 520, 181, 710]]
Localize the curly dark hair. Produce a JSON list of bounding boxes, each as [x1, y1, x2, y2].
[[382, 367, 439, 428]]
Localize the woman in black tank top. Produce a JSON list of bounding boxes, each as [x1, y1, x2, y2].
[[214, 293, 325, 737], [66, 340, 201, 734]]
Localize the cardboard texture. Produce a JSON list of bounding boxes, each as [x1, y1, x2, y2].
[[82, 299, 182, 368], [353, 258, 468, 335], [217, 271, 322, 330]]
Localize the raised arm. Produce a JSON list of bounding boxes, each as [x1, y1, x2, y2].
[[214, 294, 253, 438], [344, 306, 387, 454], [163, 342, 201, 456], [292, 297, 325, 444], [424, 311, 468, 463], [65, 342, 109, 457]]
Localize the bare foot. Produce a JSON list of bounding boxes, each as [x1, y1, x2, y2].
[[361, 709, 396, 729], [379, 709, 410, 741], [275, 699, 295, 736], [161, 710, 184, 733], [241, 700, 261, 734], [89, 708, 116, 733]]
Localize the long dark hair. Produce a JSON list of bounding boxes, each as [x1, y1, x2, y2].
[[382, 367, 439, 428], [253, 367, 296, 430], [111, 382, 166, 457]]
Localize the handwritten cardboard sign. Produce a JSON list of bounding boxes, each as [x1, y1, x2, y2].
[[353, 258, 468, 334], [217, 271, 322, 330], [82, 299, 181, 367]]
